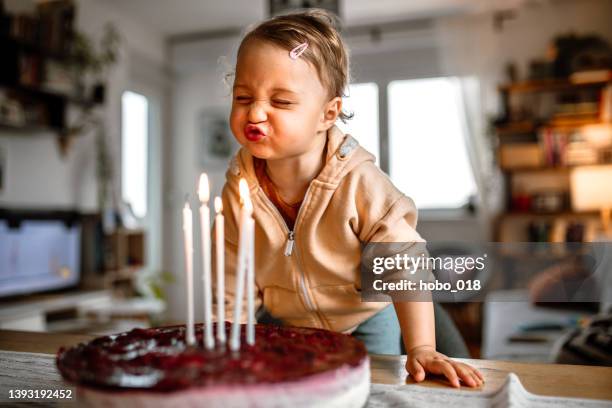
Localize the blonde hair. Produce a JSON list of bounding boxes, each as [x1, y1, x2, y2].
[[237, 9, 353, 122]]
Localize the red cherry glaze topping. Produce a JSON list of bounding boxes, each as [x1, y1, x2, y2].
[[56, 323, 367, 392]]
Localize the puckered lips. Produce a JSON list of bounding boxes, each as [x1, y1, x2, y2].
[[244, 124, 266, 142]]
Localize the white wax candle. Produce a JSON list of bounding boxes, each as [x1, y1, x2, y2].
[[198, 173, 214, 350], [246, 210, 255, 345], [230, 209, 251, 351], [182, 201, 196, 346], [214, 196, 226, 344], [230, 179, 252, 352]]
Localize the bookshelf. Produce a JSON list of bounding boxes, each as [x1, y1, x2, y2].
[[0, 1, 99, 143], [494, 77, 612, 242]]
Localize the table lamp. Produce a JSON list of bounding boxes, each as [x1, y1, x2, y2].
[[570, 165, 612, 237]]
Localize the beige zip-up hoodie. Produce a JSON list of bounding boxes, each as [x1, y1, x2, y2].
[[218, 125, 424, 333]]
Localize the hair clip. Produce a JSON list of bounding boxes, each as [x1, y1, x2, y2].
[[289, 42, 308, 60]]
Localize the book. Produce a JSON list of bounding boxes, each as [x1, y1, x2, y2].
[[570, 70, 612, 84], [499, 143, 543, 169], [601, 85, 612, 123]]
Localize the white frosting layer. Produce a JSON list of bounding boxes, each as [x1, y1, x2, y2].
[[78, 357, 370, 408]]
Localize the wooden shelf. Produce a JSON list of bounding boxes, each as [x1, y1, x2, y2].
[[495, 211, 601, 240], [499, 78, 611, 94], [1, 82, 94, 109], [496, 120, 610, 136], [0, 121, 57, 133], [499, 153, 611, 172], [548, 115, 603, 128], [501, 165, 575, 173], [0, 36, 74, 62], [496, 121, 537, 135], [499, 211, 599, 219]]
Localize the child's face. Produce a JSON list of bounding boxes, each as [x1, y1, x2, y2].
[[230, 40, 339, 160]]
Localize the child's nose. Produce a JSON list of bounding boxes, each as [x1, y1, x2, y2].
[[248, 100, 267, 123]]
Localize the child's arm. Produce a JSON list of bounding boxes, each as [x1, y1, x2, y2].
[[348, 163, 484, 388], [394, 301, 484, 388]]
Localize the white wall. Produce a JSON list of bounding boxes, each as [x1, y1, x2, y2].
[[164, 37, 243, 320], [0, 135, 97, 209]]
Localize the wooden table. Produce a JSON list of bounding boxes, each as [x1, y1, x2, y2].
[[371, 354, 612, 401], [1, 330, 611, 401]]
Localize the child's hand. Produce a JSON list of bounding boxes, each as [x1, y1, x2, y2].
[[406, 345, 484, 388]]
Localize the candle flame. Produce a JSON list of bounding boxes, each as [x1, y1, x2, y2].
[[198, 173, 210, 203], [214, 196, 223, 213], [239, 178, 249, 205]]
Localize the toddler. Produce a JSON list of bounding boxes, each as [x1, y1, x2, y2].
[[219, 9, 483, 388]]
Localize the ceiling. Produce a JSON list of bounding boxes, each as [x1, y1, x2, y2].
[[98, 0, 546, 38]]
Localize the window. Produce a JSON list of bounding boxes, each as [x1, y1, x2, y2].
[[121, 91, 149, 218], [388, 77, 476, 209], [338, 82, 379, 164]]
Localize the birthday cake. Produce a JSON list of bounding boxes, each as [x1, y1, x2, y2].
[[56, 323, 370, 407]]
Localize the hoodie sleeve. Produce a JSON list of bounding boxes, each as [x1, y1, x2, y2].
[[212, 179, 262, 325], [349, 163, 431, 295], [350, 162, 424, 244]]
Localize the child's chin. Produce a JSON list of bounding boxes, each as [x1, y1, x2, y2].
[[245, 145, 274, 160], [243, 142, 291, 161]]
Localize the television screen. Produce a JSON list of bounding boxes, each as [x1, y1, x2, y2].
[[0, 210, 81, 298]]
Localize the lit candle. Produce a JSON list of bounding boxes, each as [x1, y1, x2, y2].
[[198, 173, 214, 350], [230, 179, 253, 351], [182, 201, 195, 346], [214, 196, 226, 344]]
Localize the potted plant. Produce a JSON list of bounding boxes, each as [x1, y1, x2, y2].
[[70, 22, 121, 103]]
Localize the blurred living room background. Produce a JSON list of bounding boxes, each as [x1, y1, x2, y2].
[[1, 0, 611, 366]]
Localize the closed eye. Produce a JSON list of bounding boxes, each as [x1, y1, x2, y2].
[[272, 99, 293, 106], [234, 96, 252, 103]]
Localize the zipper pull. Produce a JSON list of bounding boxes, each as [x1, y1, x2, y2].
[[284, 231, 295, 256]]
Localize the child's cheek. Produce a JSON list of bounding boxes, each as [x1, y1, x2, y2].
[[229, 115, 243, 142]]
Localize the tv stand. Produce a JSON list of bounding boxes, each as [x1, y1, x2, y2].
[[0, 289, 113, 332]]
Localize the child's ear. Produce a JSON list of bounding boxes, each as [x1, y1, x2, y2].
[[319, 97, 342, 131]]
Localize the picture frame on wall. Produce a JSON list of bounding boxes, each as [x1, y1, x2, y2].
[[197, 110, 238, 168]]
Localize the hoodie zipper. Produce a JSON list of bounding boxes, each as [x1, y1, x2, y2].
[[258, 186, 318, 313], [284, 231, 295, 256]]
